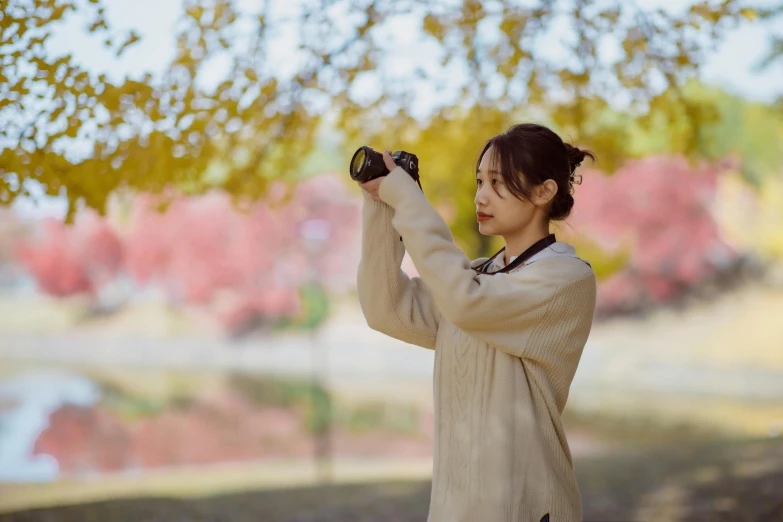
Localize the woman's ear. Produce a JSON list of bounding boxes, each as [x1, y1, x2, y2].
[[533, 179, 558, 206]]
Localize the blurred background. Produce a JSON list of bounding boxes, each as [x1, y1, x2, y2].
[[1, 0, 782, 520]]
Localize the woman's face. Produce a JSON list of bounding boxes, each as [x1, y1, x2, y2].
[[474, 147, 537, 237]]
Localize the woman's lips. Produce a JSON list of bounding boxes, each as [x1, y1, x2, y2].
[[477, 213, 492, 222]]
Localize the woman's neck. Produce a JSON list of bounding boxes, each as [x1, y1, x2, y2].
[[503, 224, 551, 265]]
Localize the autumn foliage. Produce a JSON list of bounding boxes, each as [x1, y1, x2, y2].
[[16, 214, 123, 297], [0, 0, 770, 221], [16, 154, 769, 324], [15, 174, 361, 333], [567, 155, 745, 316]]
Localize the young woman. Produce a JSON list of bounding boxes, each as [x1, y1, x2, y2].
[[356, 123, 597, 522]]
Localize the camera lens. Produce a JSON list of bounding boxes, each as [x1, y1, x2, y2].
[[350, 148, 367, 180]]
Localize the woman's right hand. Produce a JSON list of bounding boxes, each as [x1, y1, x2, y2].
[[359, 176, 385, 202], [359, 149, 396, 202]]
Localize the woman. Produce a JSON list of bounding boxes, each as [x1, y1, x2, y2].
[[356, 123, 597, 522]]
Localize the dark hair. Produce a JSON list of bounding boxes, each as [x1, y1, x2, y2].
[[475, 123, 595, 221]]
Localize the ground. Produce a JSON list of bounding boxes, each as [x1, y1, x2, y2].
[[2, 436, 782, 522]]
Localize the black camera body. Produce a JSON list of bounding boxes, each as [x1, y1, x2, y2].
[[349, 146, 419, 184]]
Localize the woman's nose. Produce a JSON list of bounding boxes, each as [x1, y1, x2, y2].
[[474, 186, 488, 206]]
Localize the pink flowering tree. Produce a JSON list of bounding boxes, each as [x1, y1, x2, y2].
[[566, 155, 742, 316], [123, 173, 361, 335], [16, 212, 124, 305], [15, 174, 362, 335]]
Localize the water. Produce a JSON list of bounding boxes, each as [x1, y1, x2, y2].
[[0, 370, 100, 482]]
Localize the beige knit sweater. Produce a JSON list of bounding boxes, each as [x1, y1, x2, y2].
[[357, 167, 597, 522]]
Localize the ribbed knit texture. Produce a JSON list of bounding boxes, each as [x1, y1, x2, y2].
[[357, 167, 597, 522]]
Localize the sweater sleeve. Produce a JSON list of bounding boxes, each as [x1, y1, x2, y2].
[[378, 166, 597, 362], [356, 189, 441, 350]]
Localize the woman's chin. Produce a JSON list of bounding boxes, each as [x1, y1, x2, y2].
[[479, 220, 508, 236]]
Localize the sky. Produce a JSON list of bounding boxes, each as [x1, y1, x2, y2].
[[10, 0, 783, 219]]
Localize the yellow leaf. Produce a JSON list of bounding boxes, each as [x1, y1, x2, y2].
[[740, 8, 757, 22]]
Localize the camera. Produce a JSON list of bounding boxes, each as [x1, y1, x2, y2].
[[349, 146, 419, 184]]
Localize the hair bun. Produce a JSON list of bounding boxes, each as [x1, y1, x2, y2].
[[563, 143, 594, 173], [549, 192, 574, 221]]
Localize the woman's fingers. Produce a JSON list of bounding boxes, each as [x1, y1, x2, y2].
[[358, 152, 392, 202], [382, 150, 397, 172]]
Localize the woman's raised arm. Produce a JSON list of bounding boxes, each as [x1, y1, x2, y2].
[[356, 189, 442, 350]]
